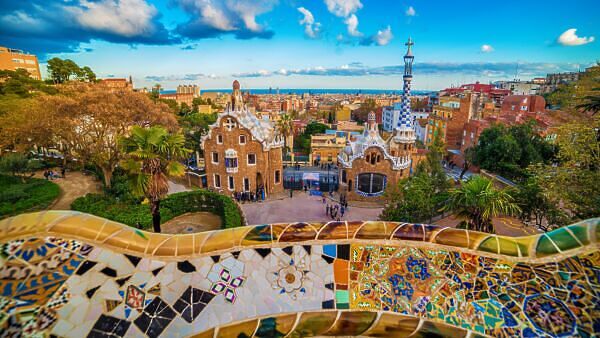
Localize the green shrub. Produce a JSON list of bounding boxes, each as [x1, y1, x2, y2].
[[0, 175, 60, 217], [71, 189, 244, 230]]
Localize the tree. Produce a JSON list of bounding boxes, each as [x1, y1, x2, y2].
[[0, 69, 57, 98], [120, 126, 189, 232], [472, 122, 554, 180], [576, 94, 600, 116], [276, 113, 293, 153], [47, 58, 96, 84], [294, 121, 328, 154], [381, 132, 450, 223], [180, 102, 191, 116], [529, 117, 600, 222], [513, 176, 568, 231], [459, 147, 475, 179], [0, 153, 28, 177], [0, 153, 42, 181], [442, 175, 521, 233], [1, 84, 179, 188], [380, 171, 438, 223], [80, 66, 97, 82], [178, 112, 217, 153]]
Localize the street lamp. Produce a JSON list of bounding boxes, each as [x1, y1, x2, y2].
[[290, 176, 294, 198]]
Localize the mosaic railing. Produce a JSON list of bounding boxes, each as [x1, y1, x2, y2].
[[0, 211, 598, 337]]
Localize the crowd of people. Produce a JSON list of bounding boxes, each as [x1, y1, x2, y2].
[[323, 194, 349, 221], [233, 187, 266, 203], [43, 168, 65, 180]]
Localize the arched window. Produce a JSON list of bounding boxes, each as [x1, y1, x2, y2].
[[376, 155, 381, 163], [356, 173, 386, 196], [342, 170, 347, 183], [225, 149, 238, 173], [370, 154, 376, 165]]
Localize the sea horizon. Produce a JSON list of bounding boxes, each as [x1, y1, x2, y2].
[[161, 88, 435, 95]]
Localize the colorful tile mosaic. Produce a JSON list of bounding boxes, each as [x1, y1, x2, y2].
[[0, 211, 597, 337]]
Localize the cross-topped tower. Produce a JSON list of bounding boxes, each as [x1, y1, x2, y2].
[[395, 37, 416, 135]]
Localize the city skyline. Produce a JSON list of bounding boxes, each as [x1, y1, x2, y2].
[[1, 0, 598, 90]]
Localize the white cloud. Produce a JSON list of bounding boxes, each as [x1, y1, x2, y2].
[[374, 26, 393, 46], [298, 7, 320, 39], [345, 14, 362, 37], [175, 0, 277, 38], [324, 0, 362, 17], [406, 6, 416, 16], [67, 0, 159, 37], [557, 28, 595, 46], [481, 44, 494, 53]]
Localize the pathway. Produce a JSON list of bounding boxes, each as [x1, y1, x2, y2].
[[241, 192, 382, 225], [35, 171, 101, 210], [167, 180, 192, 195], [434, 215, 540, 237]]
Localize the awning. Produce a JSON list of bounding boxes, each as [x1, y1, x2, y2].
[[302, 172, 320, 181]]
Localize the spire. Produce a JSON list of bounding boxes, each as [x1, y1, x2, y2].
[[394, 37, 416, 142]]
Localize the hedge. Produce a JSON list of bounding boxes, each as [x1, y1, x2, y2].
[[71, 189, 245, 230], [0, 175, 60, 218]]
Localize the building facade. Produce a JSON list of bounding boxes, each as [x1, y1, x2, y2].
[[99, 77, 133, 91], [0, 46, 41, 80], [383, 102, 429, 132], [501, 95, 546, 114], [159, 84, 200, 106], [201, 81, 285, 197], [310, 133, 347, 165], [338, 38, 420, 202]]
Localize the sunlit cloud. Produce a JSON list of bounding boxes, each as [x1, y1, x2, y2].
[[298, 7, 321, 39], [557, 28, 595, 46], [480, 44, 494, 53]]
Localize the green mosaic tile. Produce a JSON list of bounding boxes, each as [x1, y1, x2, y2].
[[568, 224, 589, 245], [336, 290, 349, 307], [546, 228, 580, 252], [536, 235, 560, 256], [497, 238, 519, 257], [477, 237, 498, 254]]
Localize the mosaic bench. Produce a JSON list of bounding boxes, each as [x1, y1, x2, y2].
[[0, 211, 598, 337]]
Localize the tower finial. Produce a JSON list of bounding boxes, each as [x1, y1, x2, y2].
[[405, 37, 414, 57]]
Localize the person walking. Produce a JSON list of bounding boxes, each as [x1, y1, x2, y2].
[[61, 167, 66, 178], [340, 205, 345, 217], [43, 170, 49, 180], [326, 204, 330, 216]]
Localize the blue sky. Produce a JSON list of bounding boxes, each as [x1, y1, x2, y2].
[[1, 0, 598, 90]]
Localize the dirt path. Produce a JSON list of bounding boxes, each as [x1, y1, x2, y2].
[[161, 212, 222, 234], [35, 171, 102, 210], [434, 215, 540, 237]]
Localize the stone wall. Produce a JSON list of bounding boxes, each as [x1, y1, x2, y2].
[[0, 211, 597, 337]]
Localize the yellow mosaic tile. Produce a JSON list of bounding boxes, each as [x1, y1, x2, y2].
[[361, 313, 420, 337], [217, 318, 258, 338]]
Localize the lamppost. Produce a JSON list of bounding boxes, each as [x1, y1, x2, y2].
[[327, 163, 331, 194], [290, 176, 294, 198]]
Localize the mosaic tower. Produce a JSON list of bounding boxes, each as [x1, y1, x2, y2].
[[394, 37, 417, 143]]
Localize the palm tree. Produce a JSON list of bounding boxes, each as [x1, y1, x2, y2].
[[120, 126, 190, 233], [441, 175, 521, 233], [277, 113, 293, 154], [576, 93, 600, 115]]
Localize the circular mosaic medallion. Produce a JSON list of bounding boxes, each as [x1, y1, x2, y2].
[[524, 294, 576, 337]]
